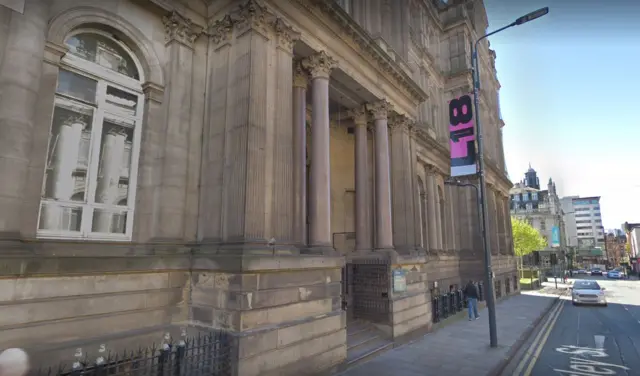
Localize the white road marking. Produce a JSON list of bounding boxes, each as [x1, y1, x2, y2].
[[594, 335, 605, 349]]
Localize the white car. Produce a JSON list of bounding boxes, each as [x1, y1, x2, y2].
[[571, 280, 607, 306]]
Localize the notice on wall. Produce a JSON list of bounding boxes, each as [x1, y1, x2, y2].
[[393, 269, 407, 293], [449, 94, 477, 177]]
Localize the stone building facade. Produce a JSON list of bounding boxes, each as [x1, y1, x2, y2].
[[0, 0, 516, 374]]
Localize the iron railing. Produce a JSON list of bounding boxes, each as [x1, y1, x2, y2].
[[35, 331, 232, 376]]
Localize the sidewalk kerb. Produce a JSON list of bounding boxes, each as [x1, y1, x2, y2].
[[486, 290, 568, 376]]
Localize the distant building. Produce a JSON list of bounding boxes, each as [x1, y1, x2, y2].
[[561, 196, 605, 250], [624, 222, 640, 272], [605, 231, 626, 267], [510, 166, 565, 266]]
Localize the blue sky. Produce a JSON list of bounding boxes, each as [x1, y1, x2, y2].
[[483, 0, 640, 230]]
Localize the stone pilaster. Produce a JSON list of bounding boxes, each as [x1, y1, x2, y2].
[[270, 18, 299, 245], [348, 106, 371, 251], [486, 185, 499, 256], [367, 99, 394, 250], [425, 166, 440, 252], [303, 50, 337, 251], [149, 11, 199, 241], [199, 0, 300, 247], [292, 61, 308, 246], [389, 114, 417, 253], [0, 0, 50, 237]]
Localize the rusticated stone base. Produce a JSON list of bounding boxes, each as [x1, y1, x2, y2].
[[185, 250, 346, 376]]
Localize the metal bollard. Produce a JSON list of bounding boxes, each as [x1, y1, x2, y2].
[[441, 294, 449, 319], [432, 296, 440, 323]]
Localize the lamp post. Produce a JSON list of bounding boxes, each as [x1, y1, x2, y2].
[[471, 6, 548, 348]]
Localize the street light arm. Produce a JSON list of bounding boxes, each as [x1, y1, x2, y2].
[[474, 23, 516, 55]]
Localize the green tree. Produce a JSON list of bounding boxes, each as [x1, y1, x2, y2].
[[512, 217, 547, 280], [512, 216, 547, 257]]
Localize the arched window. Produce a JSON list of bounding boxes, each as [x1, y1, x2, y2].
[[38, 30, 144, 240]]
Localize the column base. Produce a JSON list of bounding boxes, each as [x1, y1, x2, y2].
[[302, 244, 338, 256]]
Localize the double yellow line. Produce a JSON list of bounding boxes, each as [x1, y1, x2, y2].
[[512, 298, 565, 376]]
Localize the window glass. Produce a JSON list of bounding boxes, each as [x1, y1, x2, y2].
[[65, 33, 140, 79]]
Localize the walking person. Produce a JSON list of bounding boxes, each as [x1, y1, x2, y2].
[[464, 280, 480, 321]]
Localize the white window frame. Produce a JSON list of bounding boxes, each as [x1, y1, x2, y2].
[[37, 29, 144, 241]]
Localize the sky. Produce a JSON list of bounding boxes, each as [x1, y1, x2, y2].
[[483, 0, 640, 230]]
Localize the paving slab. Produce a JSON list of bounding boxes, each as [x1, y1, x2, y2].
[[336, 292, 562, 376]]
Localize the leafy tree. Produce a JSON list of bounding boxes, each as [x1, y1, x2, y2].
[[512, 216, 547, 281], [512, 216, 547, 257]]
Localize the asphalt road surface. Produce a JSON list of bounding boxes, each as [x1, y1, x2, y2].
[[503, 276, 640, 376]]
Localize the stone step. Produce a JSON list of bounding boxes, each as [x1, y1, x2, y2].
[[346, 321, 393, 367]]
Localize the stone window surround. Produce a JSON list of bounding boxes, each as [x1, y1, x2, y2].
[[37, 30, 145, 241], [16, 6, 167, 241]]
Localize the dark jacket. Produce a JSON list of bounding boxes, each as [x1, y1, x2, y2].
[[464, 282, 479, 299]]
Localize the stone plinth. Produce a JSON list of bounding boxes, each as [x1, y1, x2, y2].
[[187, 252, 346, 376]]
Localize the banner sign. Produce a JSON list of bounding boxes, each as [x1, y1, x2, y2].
[[551, 226, 560, 248], [449, 94, 477, 177]]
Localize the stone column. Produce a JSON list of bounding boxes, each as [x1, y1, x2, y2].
[[367, 100, 394, 250], [94, 131, 127, 232], [349, 106, 371, 251], [292, 62, 308, 246], [389, 115, 417, 253], [41, 119, 84, 230], [152, 11, 199, 240], [0, 0, 49, 235], [434, 174, 445, 251], [303, 51, 337, 250], [425, 168, 439, 252]]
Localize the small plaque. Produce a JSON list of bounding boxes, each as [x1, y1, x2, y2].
[[393, 269, 407, 293]]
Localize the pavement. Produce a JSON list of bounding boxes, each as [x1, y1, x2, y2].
[[500, 276, 640, 376], [336, 289, 565, 376]]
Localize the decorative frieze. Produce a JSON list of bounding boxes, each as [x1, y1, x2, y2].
[[163, 11, 200, 47], [290, 0, 427, 103], [367, 100, 392, 121], [302, 51, 338, 79]]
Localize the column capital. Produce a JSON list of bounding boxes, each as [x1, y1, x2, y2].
[[163, 11, 200, 47], [367, 99, 393, 120], [293, 61, 309, 88], [302, 51, 338, 79], [272, 17, 300, 53], [233, 0, 272, 36], [389, 114, 411, 132], [347, 106, 368, 126], [208, 14, 235, 47]]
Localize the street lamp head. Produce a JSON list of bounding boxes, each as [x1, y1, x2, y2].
[[514, 7, 549, 26]]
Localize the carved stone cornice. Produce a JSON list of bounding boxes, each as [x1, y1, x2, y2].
[[367, 100, 393, 121], [347, 106, 367, 126], [291, 0, 427, 103], [302, 50, 338, 79], [389, 114, 411, 132], [163, 11, 200, 47], [292, 61, 309, 88]]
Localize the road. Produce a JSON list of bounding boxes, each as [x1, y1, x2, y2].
[[502, 276, 640, 376]]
